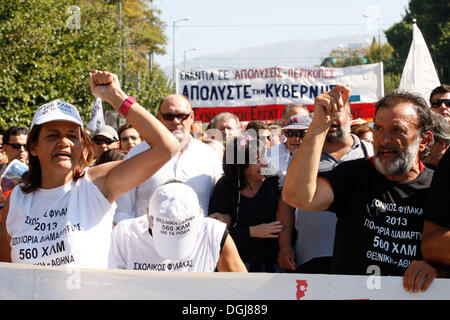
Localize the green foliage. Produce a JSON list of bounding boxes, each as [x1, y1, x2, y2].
[[0, 0, 171, 132], [326, 0, 449, 94], [118, 66, 172, 115], [385, 0, 449, 83], [328, 47, 366, 68]]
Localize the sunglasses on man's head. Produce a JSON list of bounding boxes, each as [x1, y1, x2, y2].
[[93, 138, 116, 145], [431, 99, 450, 108], [284, 130, 307, 138], [7, 143, 26, 150], [160, 112, 192, 121]]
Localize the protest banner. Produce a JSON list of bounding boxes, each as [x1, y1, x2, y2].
[[0, 262, 449, 300], [176, 63, 384, 123]]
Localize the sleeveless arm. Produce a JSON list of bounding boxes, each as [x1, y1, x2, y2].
[[216, 234, 247, 272]]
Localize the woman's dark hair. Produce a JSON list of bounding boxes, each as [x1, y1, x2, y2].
[[222, 135, 261, 191], [97, 148, 126, 165], [20, 124, 90, 193]]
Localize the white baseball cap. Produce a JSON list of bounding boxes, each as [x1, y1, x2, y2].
[[148, 182, 202, 260], [30, 99, 83, 130]]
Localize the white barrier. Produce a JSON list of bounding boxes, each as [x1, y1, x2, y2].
[[0, 262, 449, 300]]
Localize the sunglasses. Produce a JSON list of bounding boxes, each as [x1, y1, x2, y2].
[[284, 130, 307, 138], [7, 143, 26, 150], [160, 112, 192, 121], [431, 99, 450, 108], [93, 138, 116, 145], [120, 135, 139, 143]]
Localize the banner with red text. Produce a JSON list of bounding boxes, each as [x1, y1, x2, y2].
[[1, 262, 449, 300], [176, 63, 384, 123]]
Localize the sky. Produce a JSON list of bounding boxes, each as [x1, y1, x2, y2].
[[151, 0, 410, 70]]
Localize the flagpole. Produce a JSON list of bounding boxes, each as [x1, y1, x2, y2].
[[412, 19, 416, 92]]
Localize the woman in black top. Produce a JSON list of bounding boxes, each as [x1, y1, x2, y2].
[[208, 135, 282, 272]]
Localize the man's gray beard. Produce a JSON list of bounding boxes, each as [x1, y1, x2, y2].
[[374, 134, 420, 177], [172, 128, 190, 147], [326, 122, 350, 143]]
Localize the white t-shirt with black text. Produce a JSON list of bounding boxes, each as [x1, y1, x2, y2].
[[7, 169, 116, 269]]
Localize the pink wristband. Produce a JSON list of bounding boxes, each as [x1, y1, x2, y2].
[[118, 96, 136, 118]]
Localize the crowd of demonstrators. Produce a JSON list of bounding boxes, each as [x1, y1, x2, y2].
[[0, 74, 449, 294], [283, 85, 438, 292], [278, 101, 373, 274], [110, 180, 246, 272], [208, 134, 282, 272], [0, 70, 179, 268], [113, 93, 223, 225]]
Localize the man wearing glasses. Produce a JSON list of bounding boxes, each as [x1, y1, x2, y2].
[[114, 94, 223, 224], [91, 125, 120, 163], [0, 126, 28, 221], [277, 101, 373, 274], [0, 126, 28, 177], [429, 84, 450, 122], [264, 114, 312, 181]]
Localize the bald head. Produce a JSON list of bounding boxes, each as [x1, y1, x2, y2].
[[158, 94, 192, 113], [157, 94, 194, 133]]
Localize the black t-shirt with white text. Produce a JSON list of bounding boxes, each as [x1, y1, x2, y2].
[[322, 158, 433, 276]]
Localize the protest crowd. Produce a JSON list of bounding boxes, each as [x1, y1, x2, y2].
[[0, 69, 449, 295]]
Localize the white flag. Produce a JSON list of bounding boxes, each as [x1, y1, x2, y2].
[[87, 97, 105, 132], [399, 20, 440, 105]]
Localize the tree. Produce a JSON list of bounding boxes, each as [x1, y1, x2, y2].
[[362, 41, 400, 94], [0, 0, 122, 131], [327, 47, 366, 68], [0, 0, 172, 132], [385, 0, 449, 84], [325, 41, 399, 94]]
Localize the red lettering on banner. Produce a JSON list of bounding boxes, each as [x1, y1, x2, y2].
[[286, 68, 335, 79], [296, 280, 308, 300], [194, 103, 375, 123]]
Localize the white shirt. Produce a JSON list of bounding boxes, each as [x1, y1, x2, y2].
[[263, 142, 291, 187], [109, 215, 226, 272], [264, 142, 291, 174], [114, 138, 223, 223], [7, 169, 116, 269]]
